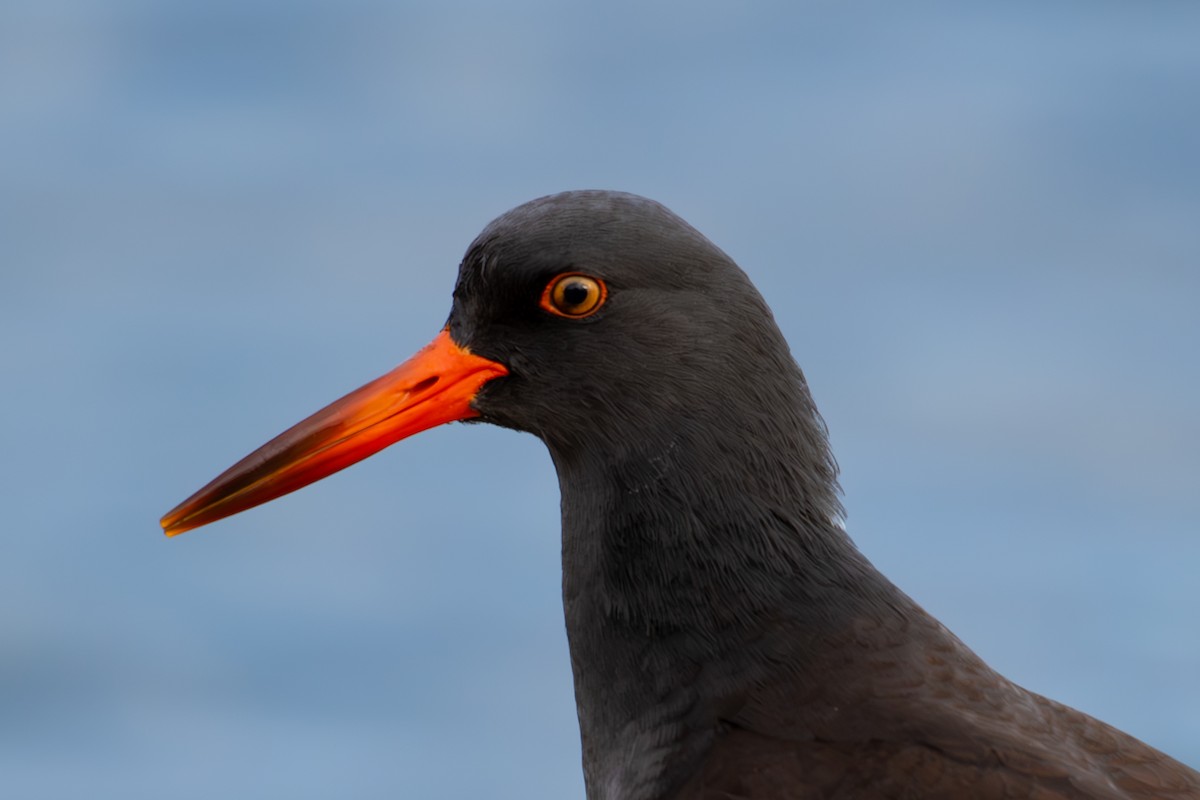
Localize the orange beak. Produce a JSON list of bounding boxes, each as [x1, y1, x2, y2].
[[160, 328, 508, 537]]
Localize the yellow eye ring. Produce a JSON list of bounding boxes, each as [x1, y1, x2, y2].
[[540, 273, 607, 319]]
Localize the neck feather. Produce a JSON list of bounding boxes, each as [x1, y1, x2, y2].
[[548, 387, 903, 799]]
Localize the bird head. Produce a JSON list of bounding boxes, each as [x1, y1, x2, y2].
[[161, 191, 836, 536]]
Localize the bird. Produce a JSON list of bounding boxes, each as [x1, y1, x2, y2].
[[161, 190, 1199, 799]]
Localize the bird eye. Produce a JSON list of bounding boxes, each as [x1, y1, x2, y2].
[[540, 273, 607, 319]]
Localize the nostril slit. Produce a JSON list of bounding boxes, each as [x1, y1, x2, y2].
[[410, 376, 439, 394]]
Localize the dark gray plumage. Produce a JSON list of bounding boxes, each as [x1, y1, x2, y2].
[[451, 191, 1199, 799]]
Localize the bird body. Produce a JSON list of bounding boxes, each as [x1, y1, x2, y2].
[[162, 191, 1199, 798]]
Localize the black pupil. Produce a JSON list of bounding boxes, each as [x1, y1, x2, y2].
[[562, 281, 591, 308]]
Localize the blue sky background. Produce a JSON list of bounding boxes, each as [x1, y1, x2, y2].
[[2, 2, 1198, 798]]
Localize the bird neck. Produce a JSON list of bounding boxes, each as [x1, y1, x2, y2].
[[549, 417, 906, 799]]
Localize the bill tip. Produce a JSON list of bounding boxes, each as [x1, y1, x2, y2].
[[160, 514, 185, 537]]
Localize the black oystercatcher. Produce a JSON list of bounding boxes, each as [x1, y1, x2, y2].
[[161, 191, 1199, 799]]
